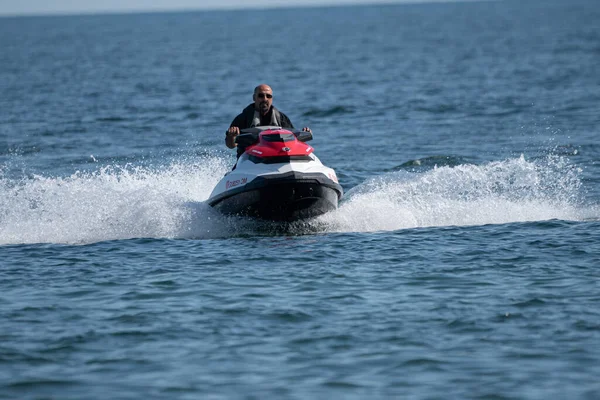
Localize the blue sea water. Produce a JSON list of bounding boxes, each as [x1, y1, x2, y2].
[[1, 0, 600, 398]]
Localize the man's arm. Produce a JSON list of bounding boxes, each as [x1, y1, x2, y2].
[[226, 126, 239, 148], [226, 114, 245, 148]]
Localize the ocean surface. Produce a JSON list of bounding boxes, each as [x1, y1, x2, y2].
[[1, 0, 600, 398]]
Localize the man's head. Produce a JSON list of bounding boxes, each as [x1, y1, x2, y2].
[[253, 84, 273, 116]]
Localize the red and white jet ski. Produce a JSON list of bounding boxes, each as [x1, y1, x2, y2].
[[207, 126, 343, 221]]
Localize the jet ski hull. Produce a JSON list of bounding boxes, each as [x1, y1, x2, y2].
[[208, 172, 342, 221]]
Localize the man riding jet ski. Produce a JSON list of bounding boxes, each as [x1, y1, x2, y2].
[[225, 84, 312, 158], [210, 84, 342, 221]]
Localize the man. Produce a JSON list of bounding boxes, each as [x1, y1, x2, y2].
[[225, 84, 311, 153]]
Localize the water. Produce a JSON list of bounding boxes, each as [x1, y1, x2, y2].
[[1, 0, 600, 398]]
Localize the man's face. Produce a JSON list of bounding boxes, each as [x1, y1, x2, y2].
[[253, 86, 273, 116]]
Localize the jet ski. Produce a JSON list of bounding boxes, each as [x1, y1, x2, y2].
[[207, 126, 343, 221]]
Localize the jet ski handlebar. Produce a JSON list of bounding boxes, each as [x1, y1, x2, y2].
[[294, 129, 313, 143], [235, 127, 312, 147]]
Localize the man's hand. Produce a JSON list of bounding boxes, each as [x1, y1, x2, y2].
[[301, 127, 312, 133], [226, 126, 240, 148]]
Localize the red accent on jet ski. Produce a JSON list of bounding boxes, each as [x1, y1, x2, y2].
[[246, 129, 314, 158]]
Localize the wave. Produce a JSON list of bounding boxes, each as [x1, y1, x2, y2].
[[0, 154, 596, 245], [391, 155, 474, 170]]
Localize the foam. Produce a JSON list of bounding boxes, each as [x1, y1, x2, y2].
[[0, 154, 595, 245], [0, 157, 231, 245], [316, 155, 592, 232]]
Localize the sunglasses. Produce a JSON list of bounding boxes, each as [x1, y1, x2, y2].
[[257, 93, 273, 99]]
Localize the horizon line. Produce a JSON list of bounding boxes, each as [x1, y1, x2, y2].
[[0, 0, 494, 18]]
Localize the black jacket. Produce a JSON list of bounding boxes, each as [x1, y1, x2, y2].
[[229, 103, 295, 130]]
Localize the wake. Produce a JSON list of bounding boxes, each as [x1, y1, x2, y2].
[[0, 154, 595, 245], [320, 154, 590, 232]]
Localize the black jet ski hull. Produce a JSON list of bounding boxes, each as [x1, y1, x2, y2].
[[208, 173, 342, 222]]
